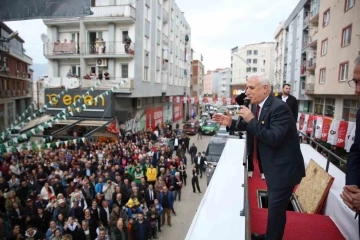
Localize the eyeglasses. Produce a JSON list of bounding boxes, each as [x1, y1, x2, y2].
[[348, 79, 360, 88]]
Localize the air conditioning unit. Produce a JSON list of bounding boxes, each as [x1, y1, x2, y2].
[[96, 59, 108, 67], [132, 98, 142, 109]]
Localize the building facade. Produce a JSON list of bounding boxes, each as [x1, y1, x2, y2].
[[0, 22, 33, 132], [218, 68, 231, 99], [190, 50, 204, 98], [282, 0, 359, 121], [310, 0, 359, 121], [231, 42, 276, 86], [273, 22, 287, 94], [42, 0, 191, 127], [204, 70, 212, 96]]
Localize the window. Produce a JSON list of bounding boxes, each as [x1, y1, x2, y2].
[[252, 67, 257, 72], [121, 64, 129, 78], [321, 39, 328, 56], [262, 51, 266, 56], [345, 0, 355, 11], [254, 50, 258, 55], [324, 98, 335, 118], [342, 24, 352, 47], [261, 68, 265, 72], [144, 67, 149, 81], [263, 60, 266, 66], [319, 68, 326, 84], [343, 99, 359, 121], [253, 59, 257, 64], [247, 59, 251, 64], [247, 50, 252, 56], [339, 62, 349, 81], [323, 9, 330, 27], [246, 67, 251, 73], [144, 37, 150, 51], [314, 98, 324, 115], [145, 6, 150, 20], [122, 31, 129, 43]]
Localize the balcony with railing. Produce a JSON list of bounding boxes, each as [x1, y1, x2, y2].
[[305, 82, 315, 94], [163, 9, 169, 23], [0, 67, 32, 81], [303, 15, 310, 29], [302, 35, 309, 50], [310, 2, 320, 23], [43, 42, 135, 58], [43, 77, 133, 92], [307, 57, 316, 71], [85, 4, 136, 23]]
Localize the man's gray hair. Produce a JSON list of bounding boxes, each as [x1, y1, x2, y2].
[[355, 56, 360, 65], [247, 72, 271, 87]]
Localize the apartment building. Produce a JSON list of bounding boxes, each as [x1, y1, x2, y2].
[[273, 22, 287, 94], [204, 71, 212, 96], [309, 0, 359, 121], [231, 42, 275, 87], [218, 68, 231, 99], [42, 0, 191, 127], [0, 22, 33, 132], [190, 50, 204, 98]]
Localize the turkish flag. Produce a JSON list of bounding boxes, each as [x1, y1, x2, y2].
[[336, 121, 348, 148]]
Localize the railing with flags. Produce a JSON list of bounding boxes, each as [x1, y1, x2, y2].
[[297, 113, 355, 154], [165, 96, 232, 105]]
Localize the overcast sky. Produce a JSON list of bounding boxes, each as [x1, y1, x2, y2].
[[5, 0, 299, 71]]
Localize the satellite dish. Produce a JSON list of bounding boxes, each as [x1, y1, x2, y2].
[[41, 34, 49, 43]]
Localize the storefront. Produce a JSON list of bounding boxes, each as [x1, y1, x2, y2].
[[44, 89, 115, 118]]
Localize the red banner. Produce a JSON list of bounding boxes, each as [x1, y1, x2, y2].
[[146, 106, 163, 131], [299, 113, 305, 131], [306, 115, 315, 134], [173, 103, 183, 122], [321, 118, 332, 141], [203, 97, 208, 103], [336, 121, 348, 148], [195, 97, 199, 103]]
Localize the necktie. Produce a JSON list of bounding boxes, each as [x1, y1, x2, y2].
[[253, 105, 260, 161]]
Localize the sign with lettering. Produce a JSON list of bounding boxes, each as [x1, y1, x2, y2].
[[173, 103, 183, 122], [44, 89, 114, 118], [146, 106, 163, 131]]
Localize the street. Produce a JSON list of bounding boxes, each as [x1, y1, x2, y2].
[[157, 132, 213, 240]]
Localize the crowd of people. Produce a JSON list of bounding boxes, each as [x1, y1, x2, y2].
[[0, 123, 205, 240]]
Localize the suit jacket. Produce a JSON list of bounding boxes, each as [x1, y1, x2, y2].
[[230, 95, 305, 189], [277, 94, 298, 120], [145, 189, 157, 206], [195, 156, 205, 166], [346, 109, 360, 187]]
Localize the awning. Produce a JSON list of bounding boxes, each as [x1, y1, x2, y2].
[[20, 115, 53, 132], [56, 119, 113, 127]]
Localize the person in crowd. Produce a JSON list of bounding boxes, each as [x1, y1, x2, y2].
[[191, 166, 201, 194], [194, 152, 205, 178], [277, 83, 298, 121], [205, 162, 215, 186]]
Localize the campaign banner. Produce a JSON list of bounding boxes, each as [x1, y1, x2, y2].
[[314, 116, 323, 139], [298, 113, 305, 131], [173, 103, 183, 122], [176, 97, 180, 103], [146, 106, 163, 131], [321, 118, 332, 141], [306, 115, 315, 134], [336, 121, 348, 148], [327, 120, 340, 145], [301, 114, 309, 134], [345, 122, 356, 152]]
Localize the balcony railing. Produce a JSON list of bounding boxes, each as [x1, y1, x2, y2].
[[88, 4, 136, 20], [44, 42, 135, 56], [307, 57, 316, 69], [310, 5, 319, 18], [163, 9, 169, 23], [43, 77, 133, 91], [305, 83, 315, 94], [303, 15, 310, 28], [0, 67, 31, 80]]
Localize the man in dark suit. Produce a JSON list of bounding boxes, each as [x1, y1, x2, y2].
[[277, 83, 298, 121], [213, 73, 305, 240], [194, 152, 205, 178], [341, 56, 360, 238]]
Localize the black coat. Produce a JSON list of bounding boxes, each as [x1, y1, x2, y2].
[[277, 94, 298, 120], [231, 95, 305, 189], [132, 219, 151, 240]]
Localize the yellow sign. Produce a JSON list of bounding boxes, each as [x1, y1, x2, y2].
[[45, 94, 105, 107]]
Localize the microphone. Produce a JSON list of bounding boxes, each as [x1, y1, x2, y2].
[[235, 94, 250, 128]]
